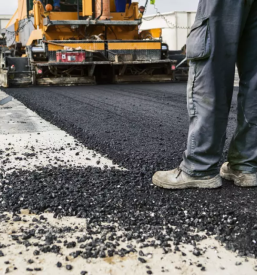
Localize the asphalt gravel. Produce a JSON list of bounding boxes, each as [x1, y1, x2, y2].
[[2, 83, 257, 258]]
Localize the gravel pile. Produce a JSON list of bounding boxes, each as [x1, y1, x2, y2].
[[1, 166, 257, 258]]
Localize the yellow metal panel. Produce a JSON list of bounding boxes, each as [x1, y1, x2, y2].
[[48, 43, 105, 51], [82, 0, 92, 17], [108, 42, 161, 50], [49, 12, 79, 20], [110, 13, 126, 20], [110, 3, 139, 20], [18, 0, 28, 20], [124, 3, 139, 20], [26, 29, 43, 46], [110, 0, 116, 12], [140, 29, 162, 39], [150, 29, 162, 38]]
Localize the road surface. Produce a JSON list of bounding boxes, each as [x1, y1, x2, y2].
[[1, 83, 257, 274]]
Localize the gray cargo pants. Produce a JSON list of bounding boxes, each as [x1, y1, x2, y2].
[[180, 0, 257, 176]]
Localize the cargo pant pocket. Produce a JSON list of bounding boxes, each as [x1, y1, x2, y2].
[[186, 17, 211, 61], [186, 17, 211, 116]]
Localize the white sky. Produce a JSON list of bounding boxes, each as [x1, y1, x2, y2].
[[2, 0, 199, 15], [138, 0, 199, 14]]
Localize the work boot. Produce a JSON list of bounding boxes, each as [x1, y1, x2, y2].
[[220, 162, 257, 187], [152, 168, 222, 189]]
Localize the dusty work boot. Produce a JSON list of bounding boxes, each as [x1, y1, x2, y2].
[[220, 162, 257, 187], [152, 168, 222, 189]]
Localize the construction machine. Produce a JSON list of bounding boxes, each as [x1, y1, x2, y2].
[[0, 0, 177, 87]]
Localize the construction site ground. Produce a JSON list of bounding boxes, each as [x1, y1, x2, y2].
[[1, 83, 257, 275]]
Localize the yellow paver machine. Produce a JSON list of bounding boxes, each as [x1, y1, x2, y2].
[[0, 0, 177, 87]]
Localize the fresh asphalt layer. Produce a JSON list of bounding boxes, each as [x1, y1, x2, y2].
[[2, 83, 257, 259]]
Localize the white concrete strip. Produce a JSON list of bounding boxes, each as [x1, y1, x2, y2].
[[0, 91, 121, 174], [0, 212, 257, 275]]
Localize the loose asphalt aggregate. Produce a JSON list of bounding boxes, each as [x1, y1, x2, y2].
[[2, 83, 257, 261]]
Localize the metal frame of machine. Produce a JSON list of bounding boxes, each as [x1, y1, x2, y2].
[[0, 0, 177, 87]]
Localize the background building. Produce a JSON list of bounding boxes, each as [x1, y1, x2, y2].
[[140, 12, 196, 51], [0, 15, 12, 33]]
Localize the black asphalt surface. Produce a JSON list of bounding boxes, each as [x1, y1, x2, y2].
[[2, 83, 257, 258]]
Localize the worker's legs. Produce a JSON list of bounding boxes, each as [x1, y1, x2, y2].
[[228, 1, 257, 173], [180, 0, 253, 176]]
